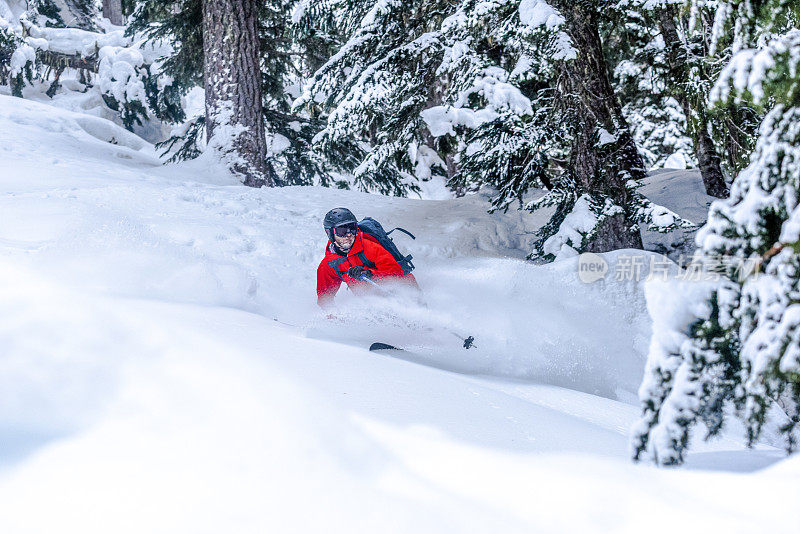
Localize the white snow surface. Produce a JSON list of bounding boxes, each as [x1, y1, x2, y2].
[[0, 95, 797, 533], [26, 25, 128, 56]]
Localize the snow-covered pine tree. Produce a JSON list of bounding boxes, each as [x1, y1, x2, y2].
[[294, 0, 581, 198], [541, 0, 651, 253], [296, 0, 689, 252], [129, 0, 335, 186], [25, 0, 97, 30], [27, 0, 66, 28], [0, 7, 28, 95], [625, 1, 729, 197], [633, 0, 800, 466], [2, 1, 101, 97], [610, 9, 697, 173], [0, 0, 178, 129], [656, 3, 728, 197], [654, 1, 760, 185], [523, 0, 693, 259], [293, 0, 459, 196], [611, 1, 760, 195], [0, 23, 14, 74]]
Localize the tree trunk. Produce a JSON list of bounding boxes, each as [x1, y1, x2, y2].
[[202, 0, 271, 187], [657, 6, 729, 198], [586, 212, 643, 252], [102, 0, 124, 26], [694, 122, 728, 197], [555, 0, 645, 251]]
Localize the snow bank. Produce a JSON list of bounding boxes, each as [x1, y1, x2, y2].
[[0, 95, 796, 532], [26, 26, 128, 56]]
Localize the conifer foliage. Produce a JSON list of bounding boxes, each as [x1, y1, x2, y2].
[[295, 0, 690, 254], [633, 0, 800, 465], [129, 0, 336, 187], [610, 1, 758, 195]]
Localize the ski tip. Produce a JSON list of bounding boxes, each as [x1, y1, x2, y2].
[[369, 342, 401, 351]]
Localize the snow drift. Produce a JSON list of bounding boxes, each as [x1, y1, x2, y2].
[[0, 95, 797, 533]]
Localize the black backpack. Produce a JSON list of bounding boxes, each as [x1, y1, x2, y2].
[[358, 217, 415, 275]]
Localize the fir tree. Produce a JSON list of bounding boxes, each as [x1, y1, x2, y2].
[[609, 10, 697, 172], [521, 0, 693, 259], [611, 1, 761, 196], [652, 2, 729, 197], [29, 0, 66, 28], [633, 0, 800, 466], [296, 0, 690, 255], [294, 0, 576, 197], [24, 0, 98, 30], [0, 15, 21, 89], [129, 0, 335, 186]]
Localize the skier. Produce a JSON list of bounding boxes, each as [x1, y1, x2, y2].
[[317, 207, 418, 308]]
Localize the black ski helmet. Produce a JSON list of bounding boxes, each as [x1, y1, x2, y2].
[[323, 207, 358, 240]]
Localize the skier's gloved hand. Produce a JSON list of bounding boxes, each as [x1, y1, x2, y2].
[[348, 265, 373, 280]]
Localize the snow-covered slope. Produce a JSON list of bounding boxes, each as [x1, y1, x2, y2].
[[0, 95, 797, 533]]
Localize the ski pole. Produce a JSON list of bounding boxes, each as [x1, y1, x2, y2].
[[359, 274, 392, 296], [360, 275, 476, 349], [273, 317, 300, 328]]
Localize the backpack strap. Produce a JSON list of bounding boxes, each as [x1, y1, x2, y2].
[[328, 257, 349, 281], [386, 227, 415, 240], [357, 252, 376, 269], [329, 254, 376, 281]]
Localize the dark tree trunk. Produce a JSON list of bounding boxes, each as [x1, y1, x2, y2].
[[203, 0, 271, 187], [555, 0, 645, 251], [657, 6, 729, 198], [694, 124, 728, 197], [102, 0, 124, 26], [586, 212, 642, 252]]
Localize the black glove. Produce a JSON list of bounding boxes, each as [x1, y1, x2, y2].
[[347, 265, 373, 280]]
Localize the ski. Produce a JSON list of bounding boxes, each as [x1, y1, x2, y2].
[[369, 342, 404, 351], [370, 336, 475, 352]]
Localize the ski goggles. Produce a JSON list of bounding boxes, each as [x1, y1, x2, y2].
[[333, 223, 358, 237]]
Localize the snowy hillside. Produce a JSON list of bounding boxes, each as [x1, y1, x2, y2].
[[1, 95, 798, 533]]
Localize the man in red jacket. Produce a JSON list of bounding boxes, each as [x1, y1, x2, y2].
[[317, 207, 417, 308]]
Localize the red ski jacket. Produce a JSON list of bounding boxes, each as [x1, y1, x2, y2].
[[316, 230, 417, 307]]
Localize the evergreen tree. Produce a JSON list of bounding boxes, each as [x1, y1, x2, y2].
[[0, 12, 23, 92], [28, 0, 66, 28], [611, 1, 761, 196], [611, 20, 696, 173], [606, 5, 693, 171], [633, 0, 800, 466], [23, 0, 98, 30], [129, 0, 335, 186], [1, 0, 166, 123], [518, 0, 692, 259], [652, 2, 729, 197], [546, 0, 649, 253], [296, 0, 689, 254]]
